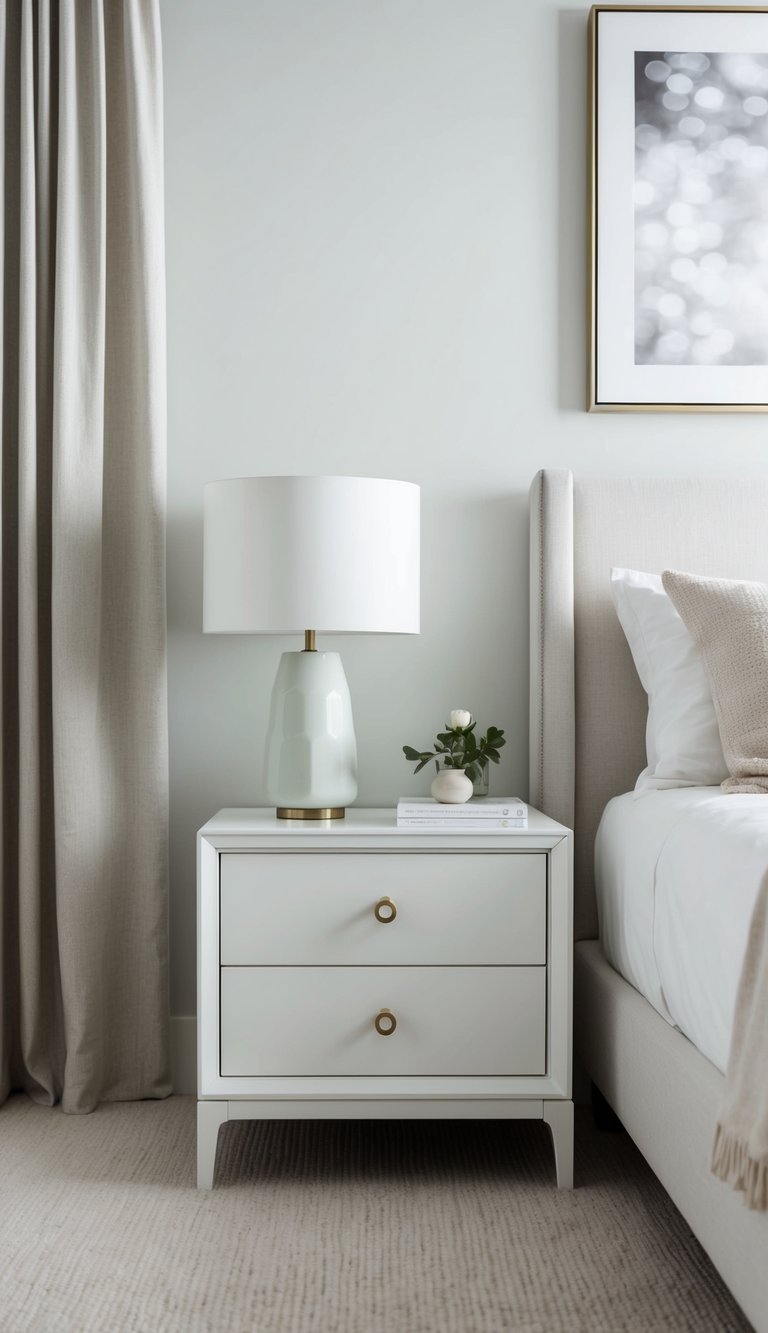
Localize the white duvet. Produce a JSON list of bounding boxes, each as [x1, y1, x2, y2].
[[595, 788, 766, 1074]]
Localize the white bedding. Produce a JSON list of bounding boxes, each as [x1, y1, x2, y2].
[[595, 788, 766, 1074]]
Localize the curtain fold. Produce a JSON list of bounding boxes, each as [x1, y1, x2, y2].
[[1, 0, 170, 1113]]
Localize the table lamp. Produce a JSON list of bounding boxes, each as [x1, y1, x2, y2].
[[203, 475, 420, 819]]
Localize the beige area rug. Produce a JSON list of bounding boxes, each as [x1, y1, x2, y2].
[[0, 1096, 751, 1333]]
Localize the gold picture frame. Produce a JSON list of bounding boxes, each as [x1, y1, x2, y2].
[[589, 5, 768, 411]]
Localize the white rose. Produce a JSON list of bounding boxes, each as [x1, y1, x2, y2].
[[450, 709, 472, 730]]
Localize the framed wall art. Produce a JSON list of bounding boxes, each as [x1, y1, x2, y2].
[[589, 5, 768, 411]]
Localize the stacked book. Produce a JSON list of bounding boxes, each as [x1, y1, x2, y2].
[[396, 797, 528, 829]]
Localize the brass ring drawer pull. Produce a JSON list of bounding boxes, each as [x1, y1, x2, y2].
[[374, 896, 397, 924], [374, 1009, 397, 1036]]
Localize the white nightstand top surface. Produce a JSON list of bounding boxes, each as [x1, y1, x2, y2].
[[199, 807, 570, 844]]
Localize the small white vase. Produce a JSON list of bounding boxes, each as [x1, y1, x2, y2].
[[431, 767, 473, 804]]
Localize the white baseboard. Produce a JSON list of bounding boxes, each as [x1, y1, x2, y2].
[[170, 1015, 197, 1094]]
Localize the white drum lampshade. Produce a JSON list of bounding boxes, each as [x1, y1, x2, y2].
[[203, 476, 420, 818]]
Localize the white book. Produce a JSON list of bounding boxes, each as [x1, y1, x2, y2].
[[397, 796, 527, 819], [397, 816, 528, 830]]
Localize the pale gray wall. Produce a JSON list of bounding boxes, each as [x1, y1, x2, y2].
[[163, 0, 768, 1016]]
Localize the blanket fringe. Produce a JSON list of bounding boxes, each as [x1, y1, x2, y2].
[[711, 1122, 768, 1211]]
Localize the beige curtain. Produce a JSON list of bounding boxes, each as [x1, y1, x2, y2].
[[1, 0, 170, 1112]]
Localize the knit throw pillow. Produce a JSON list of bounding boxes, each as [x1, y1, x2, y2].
[[662, 570, 768, 795]]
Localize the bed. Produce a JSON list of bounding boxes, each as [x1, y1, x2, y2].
[[529, 469, 768, 1333]]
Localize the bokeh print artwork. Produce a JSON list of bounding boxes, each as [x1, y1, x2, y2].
[[590, 6, 768, 411]]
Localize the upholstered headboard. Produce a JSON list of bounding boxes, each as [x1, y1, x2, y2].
[[529, 468, 768, 941]]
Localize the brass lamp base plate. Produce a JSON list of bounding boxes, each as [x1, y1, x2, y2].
[[276, 806, 346, 820]]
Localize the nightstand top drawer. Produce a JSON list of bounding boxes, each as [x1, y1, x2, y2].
[[220, 852, 546, 966]]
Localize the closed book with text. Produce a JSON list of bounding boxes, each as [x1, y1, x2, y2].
[[397, 816, 528, 830], [397, 796, 527, 820]]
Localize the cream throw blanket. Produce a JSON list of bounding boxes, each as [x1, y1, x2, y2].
[[663, 570, 768, 1208], [710, 873, 768, 1210]]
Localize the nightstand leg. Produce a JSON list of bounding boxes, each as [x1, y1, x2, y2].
[[197, 1100, 228, 1189], [543, 1100, 574, 1189]]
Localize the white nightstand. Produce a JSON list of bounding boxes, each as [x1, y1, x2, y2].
[[197, 807, 573, 1190]]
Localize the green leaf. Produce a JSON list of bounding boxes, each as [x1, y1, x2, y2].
[[464, 760, 481, 782], [404, 744, 439, 775], [479, 727, 504, 748]]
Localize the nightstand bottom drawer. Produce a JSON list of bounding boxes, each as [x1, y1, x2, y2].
[[220, 966, 546, 1077]]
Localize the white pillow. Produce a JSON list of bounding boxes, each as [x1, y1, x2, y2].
[[610, 567, 727, 791]]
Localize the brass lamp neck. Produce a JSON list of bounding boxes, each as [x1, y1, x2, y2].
[[303, 629, 317, 653]]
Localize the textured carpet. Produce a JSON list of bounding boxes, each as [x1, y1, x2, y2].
[[0, 1095, 751, 1333]]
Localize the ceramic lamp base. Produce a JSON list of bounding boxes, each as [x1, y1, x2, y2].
[[265, 651, 358, 815]]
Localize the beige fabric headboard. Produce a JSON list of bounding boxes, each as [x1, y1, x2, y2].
[[529, 468, 768, 941]]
